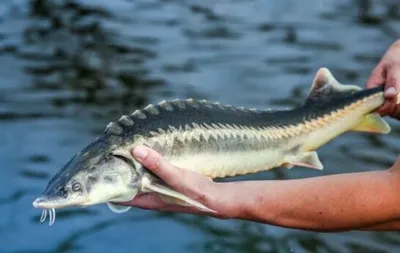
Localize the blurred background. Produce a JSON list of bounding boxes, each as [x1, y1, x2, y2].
[[1, 0, 400, 252]]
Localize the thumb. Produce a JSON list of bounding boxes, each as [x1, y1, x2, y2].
[[384, 63, 400, 99], [131, 145, 184, 188]]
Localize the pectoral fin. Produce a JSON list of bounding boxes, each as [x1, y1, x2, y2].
[[106, 202, 132, 213], [142, 179, 216, 213], [351, 113, 390, 134], [286, 151, 323, 170], [159, 195, 190, 206]]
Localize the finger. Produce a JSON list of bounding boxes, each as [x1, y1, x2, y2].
[[377, 63, 400, 117], [366, 63, 386, 89], [384, 63, 400, 99], [366, 64, 392, 115], [131, 145, 184, 188], [377, 98, 395, 117]]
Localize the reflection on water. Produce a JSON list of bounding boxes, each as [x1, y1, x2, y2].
[[1, 0, 400, 252], [21, 0, 163, 110]]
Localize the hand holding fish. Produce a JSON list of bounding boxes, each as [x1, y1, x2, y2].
[[367, 39, 400, 119], [117, 146, 232, 218]]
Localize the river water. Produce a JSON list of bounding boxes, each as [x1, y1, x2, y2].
[[1, 0, 400, 252]]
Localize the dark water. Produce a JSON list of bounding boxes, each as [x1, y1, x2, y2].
[[1, 0, 400, 252]]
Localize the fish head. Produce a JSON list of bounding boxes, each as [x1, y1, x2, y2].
[[33, 138, 140, 211]]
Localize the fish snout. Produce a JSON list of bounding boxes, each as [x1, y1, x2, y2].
[[33, 197, 47, 208]]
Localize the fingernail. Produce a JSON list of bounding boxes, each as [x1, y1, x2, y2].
[[385, 87, 397, 96], [133, 146, 148, 160]]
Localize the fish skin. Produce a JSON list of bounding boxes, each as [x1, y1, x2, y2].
[[33, 67, 395, 216]]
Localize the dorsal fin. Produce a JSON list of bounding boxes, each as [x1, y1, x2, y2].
[[306, 68, 362, 102]]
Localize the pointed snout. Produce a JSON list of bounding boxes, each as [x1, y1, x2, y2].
[[33, 195, 90, 209], [32, 196, 62, 209], [33, 197, 47, 208]]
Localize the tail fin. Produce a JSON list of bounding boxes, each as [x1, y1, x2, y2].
[[307, 67, 390, 134]]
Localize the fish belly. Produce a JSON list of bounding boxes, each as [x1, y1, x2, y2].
[[168, 147, 286, 178]]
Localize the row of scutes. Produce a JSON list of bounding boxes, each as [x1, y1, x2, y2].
[[104, 98, 259, 136], [103, 93, 378, 154]]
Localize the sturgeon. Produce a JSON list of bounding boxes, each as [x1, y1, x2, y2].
[[33, 68, 400, 225]]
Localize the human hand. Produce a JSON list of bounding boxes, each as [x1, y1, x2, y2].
[[366, 39, 400, 119], [117, 146, 237, 218]]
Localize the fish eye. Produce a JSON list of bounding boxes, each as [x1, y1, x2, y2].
[[72, 182, 81, 192], [58, 188, 68, 198]]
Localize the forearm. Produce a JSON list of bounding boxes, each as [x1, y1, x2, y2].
[[216, 169, 400, 231], [359, 219, 400, 231]]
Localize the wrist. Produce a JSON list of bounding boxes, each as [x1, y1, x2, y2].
[[207, 181, 256, 220]]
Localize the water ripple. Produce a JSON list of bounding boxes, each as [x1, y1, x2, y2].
[[1, 0, 400, 252]]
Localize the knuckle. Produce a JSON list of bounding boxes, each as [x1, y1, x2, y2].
[[147, 153, 162, 171], [153, 154, 162, 167]]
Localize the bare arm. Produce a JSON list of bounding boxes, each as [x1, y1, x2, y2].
[[218, 167, 400, 231]]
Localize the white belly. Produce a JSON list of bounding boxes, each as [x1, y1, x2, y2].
[[168, 148, 286, 178]]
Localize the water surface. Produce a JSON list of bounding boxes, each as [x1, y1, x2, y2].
[[1, 0, 400, 252]]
